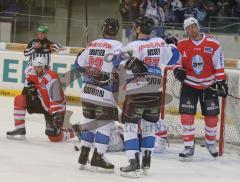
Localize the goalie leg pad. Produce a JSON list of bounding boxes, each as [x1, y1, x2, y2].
[[181, 114, 195, 147], [204, 116, 218, 144], [14, 95, 26, 128]]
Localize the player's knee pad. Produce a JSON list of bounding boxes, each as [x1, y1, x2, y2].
[[204, 116, 218, 127], [202, 99, 220, 116], [14, 95, 26, 109], [181, 114, 195, 125], [48, 133, 64, 142]]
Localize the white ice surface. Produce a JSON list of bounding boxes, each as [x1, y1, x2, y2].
[[0, 96, 240, 182]]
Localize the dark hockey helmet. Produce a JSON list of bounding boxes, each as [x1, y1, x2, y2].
[[102, 17, 120, 36], [135, 16, 155, 35]]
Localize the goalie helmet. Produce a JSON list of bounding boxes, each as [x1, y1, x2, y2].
[[32, 56, 48, 67], [135, 16, 155, 35], [102, 18, 119, 36], [183, 17, 200, 32]]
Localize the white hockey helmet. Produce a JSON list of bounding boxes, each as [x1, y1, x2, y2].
[[183, 17, 200, 32], [32, 56, 48, 67]]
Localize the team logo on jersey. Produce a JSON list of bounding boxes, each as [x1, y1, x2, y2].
[[204, 47, 213, 54], [192, 55, 204, 75]]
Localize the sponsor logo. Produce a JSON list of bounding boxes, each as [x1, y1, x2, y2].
[[204, 47, 213, 54], [207, 102, 219, 111], [139, 42, 164, 52]]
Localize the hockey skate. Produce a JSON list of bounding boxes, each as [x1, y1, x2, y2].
[[6, 127, 26, 140], [90, 148, 114, 173], [141, 150, 151, 175], [179, 145, 195, 162], [78, 146, 90, 170], [120, 153, 140, 178], [205, 142, 218, 159]]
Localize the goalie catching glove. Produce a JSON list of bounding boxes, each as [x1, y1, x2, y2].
[[173, 67, 186, 82], [125, 57, 148, 77]]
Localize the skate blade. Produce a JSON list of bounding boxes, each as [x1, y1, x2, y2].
[[179, 156, 193, 162], [79, 165, 89, 171], [120, 170, 140, 178], [6, 135, 26, 140], [90, 166, 114, 173], [142, 167, 149, 175]]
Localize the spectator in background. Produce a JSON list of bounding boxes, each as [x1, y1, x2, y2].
[[140, 0, 165, 37], [181, 0, 207, 24], [140, 0, 165, 24], [233, 0, 240, 17], [119, 0, 141, 23], [119, 0, 142, 42], [163, 0, 182, 23], [171, 0, 183, 11]]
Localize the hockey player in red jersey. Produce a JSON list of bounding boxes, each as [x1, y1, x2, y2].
[[173, 17, 228, 161], [6, 56, 74, 142]]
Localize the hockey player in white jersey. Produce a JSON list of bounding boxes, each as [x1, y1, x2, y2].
[[74, 18, 122, 172], [119, 16, 180, 178]]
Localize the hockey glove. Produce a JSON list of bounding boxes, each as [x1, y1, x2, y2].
[[125, 57, 148, 77], [45, 112, 65, 136], [216, 80, 228, 98], [164, 34, 178, 45], [173, 67, 186, 82]]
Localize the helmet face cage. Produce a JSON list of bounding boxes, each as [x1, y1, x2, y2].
[[135, 16, 154, 35], [102, 18, 119, 36]]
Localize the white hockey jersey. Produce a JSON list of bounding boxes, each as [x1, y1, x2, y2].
[[75, 38, 123, 107], [120, 37, 179, 95]]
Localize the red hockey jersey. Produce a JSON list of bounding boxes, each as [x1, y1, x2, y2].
[[25, 67, 66, 114], [175, 33, 225, 89]]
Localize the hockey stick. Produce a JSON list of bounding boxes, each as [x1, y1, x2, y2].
[[184, 78, 240, 100]]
